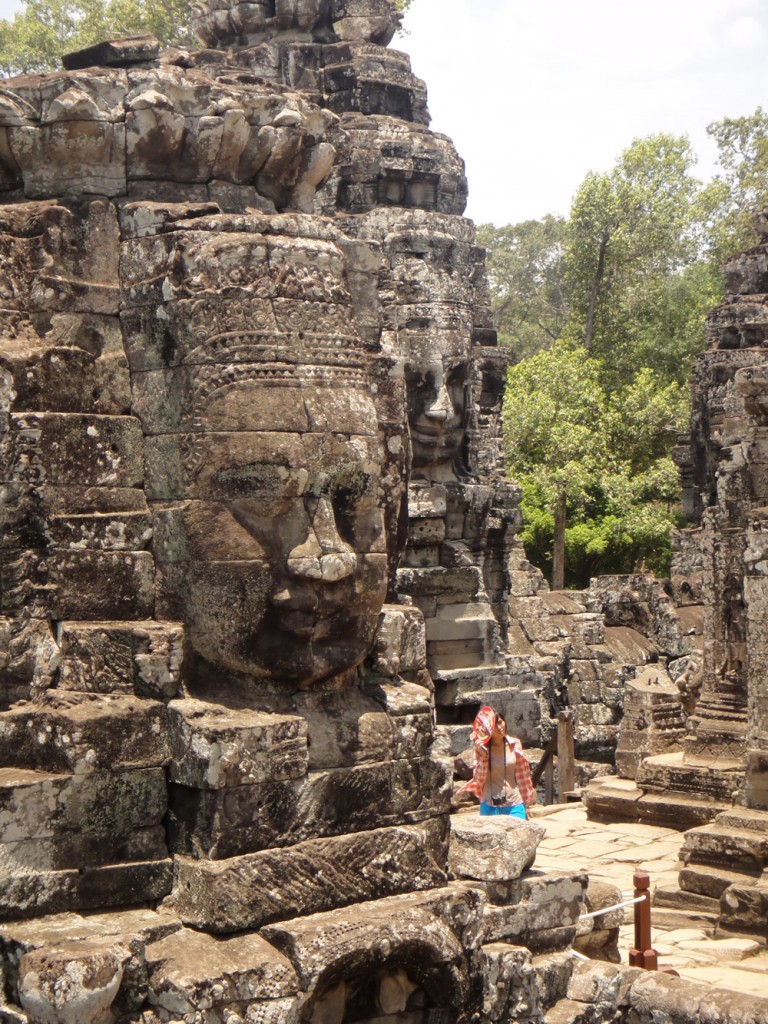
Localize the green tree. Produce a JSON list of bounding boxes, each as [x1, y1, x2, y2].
[[504, 342, 608, 589], [565, 133, 702, 386], [0, 0, 197, 74], [703, 107, 768, 267], [503, 342, 688, 588], [478, 216, 570, 362]]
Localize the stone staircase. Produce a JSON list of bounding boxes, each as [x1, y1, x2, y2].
[[0, 621, 181, 920], [678, 807, 768, 937]]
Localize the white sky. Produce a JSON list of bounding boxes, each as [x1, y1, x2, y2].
[[401, 0, 768, 225], [0, 0, 766, 226]]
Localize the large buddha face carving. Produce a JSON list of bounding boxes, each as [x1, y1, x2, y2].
[[153, 383, 390, 685], [123, 215, 404, 687], [406, 356, 468, 477], [400, 308, 472, 482]]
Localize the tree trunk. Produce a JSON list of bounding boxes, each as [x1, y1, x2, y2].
[[552, 489, 567, 591], [584, 230, 610, 351]]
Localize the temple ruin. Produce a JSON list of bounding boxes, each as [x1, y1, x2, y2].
[[0, 1, 767, 1022]]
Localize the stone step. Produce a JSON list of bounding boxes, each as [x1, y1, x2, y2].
[[682, 823, 768, 868], [637, 791, 729, 830], [716, 806, 768, 834], [679, 862, 763, 899], [0, 766, 167, 842], [653, 883, 721, 914], [0, 858, 173, 921], [636, 751, 743, 805], [583, 776, 642, 824], [0, 692, 169, 774], [649, 905, 720, 931]]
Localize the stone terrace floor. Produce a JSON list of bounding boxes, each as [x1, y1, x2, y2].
[[528, 803, 768, 998]]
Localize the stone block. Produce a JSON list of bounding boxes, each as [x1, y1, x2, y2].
[[480, 943, 539, 1023], [291, 682, 434, 770], [1, 315, 131, 417], [482, 873, 586, 947], [167, 699, 308, 789], [169, 755, 451, 858], [18, 938, 132, 1024], [58, 621, 183, 698], [10, 123, 127, 198], [368, 604, 427, 677], [449, 816, 544, 882], [408, 517, 446, 545], [396, 565, 482, 599], [48, 549, 155, 620], [145, 928, 298, 1015], [719, 880, 768, 933], [0, 825, 167, 874], [0, 767, 167, 842], [627, 969, 768, 1024], [0, 199, 120, 314], [0, 694, 169, 774], [2, 413, 144, 488], [425, 602, 499, 643], [261, 885, 482, 990], [566, 961, 625, 1005], [1, 859, 173, 921], [171, 818, 450, 932]]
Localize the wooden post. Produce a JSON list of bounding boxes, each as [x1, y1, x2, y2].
[[628, 870, 658, 970], [556, 710, 575, 802], [552, 489, 566, 591], [544, 755, 555, 805]]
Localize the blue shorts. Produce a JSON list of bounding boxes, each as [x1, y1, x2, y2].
[[480, 802, 527, 820]]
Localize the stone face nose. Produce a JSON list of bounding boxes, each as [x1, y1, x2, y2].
[[286, 497, 357, 581], [424, 380, 453, 422]]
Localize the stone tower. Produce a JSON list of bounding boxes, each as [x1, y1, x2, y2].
[[0, 4, 587, 1023]]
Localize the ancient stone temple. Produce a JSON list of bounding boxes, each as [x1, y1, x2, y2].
[[0, 4, 601, 1023], [585, 210, 768, 940]]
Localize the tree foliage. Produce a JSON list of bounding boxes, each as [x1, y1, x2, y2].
[[477, 216, 569, 362], [702, 107, 768, 267], [503, 343, 688, 587], [490, 117, 768, 587], [565, 133, 702, 385]]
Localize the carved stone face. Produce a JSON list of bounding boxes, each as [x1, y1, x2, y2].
[[405, 357, 468, 478], [154, 383, 390, 685], [127, 218, 403, 688]]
